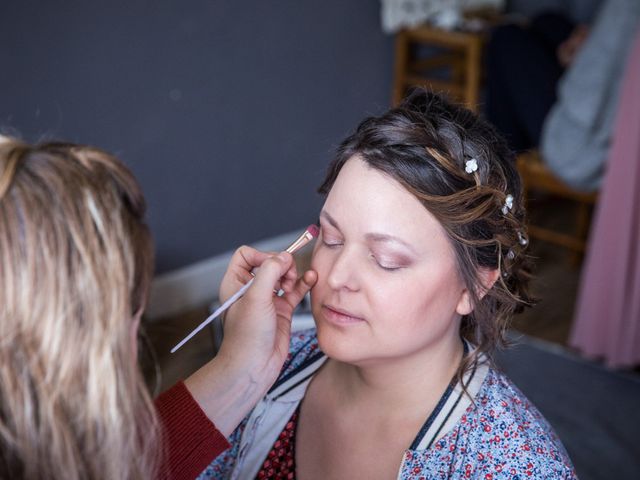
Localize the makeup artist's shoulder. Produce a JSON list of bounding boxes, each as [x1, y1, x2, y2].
[[280, 328, 322, 377]]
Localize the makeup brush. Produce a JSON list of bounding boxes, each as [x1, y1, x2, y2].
[[170, 224, 319, 353]]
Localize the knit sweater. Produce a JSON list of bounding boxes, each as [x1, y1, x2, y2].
[[155, 381, 230, 480]]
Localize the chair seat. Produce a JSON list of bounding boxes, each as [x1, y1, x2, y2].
[[517, 150, 598, 258], [517, 152, 597, 203]]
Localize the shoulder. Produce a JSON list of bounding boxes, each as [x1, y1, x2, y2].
[[461, 368, 576, 478], [414, 368, 577, 479]]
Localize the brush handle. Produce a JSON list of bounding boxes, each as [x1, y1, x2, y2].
[[170, 278, 254, 353], [170, 224, 318, 353]]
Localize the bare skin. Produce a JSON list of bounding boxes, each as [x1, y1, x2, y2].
[[185, 248, 317, 436], [296, 346, 462, 480], [295, 158, 480, 479]]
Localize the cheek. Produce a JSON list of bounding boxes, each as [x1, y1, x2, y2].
[[309, 242, 323, 273], [380, 272, 463, 327], [309, 243, 339, 285], [374, 281, 426, 319], [309, 246, 330, 300]]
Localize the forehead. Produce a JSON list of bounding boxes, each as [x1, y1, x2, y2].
[[323, 157, 447, 245]]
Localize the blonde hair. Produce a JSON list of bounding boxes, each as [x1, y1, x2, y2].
[[0, 136, 160, 479]]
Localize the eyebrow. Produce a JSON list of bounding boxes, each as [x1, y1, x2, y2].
[[319, 210, 418, 254]]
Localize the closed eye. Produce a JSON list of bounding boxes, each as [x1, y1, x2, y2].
[[320, 224, 343, 248], [323, 239, 343, 248], [370, 254, 402, 272], [378, 264, 401, 272]]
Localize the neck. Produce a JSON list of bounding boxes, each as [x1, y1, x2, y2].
[[327, 331, 464, 414]]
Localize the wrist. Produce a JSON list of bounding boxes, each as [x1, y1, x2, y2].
[[183, 353, 274, 437]]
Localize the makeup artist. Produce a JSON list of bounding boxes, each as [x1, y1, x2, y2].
[[0, 136, 317, 480]]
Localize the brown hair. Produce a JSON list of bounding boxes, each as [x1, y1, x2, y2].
[[319, 90, 535, 376], [0, 136, 159, 479]]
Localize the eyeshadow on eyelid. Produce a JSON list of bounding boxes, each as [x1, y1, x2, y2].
[[376, 254, 412, 267]]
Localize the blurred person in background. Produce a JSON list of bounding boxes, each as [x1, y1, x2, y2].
[[485, 0, 640, 191]]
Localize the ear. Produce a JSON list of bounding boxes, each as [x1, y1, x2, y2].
[[455, 268, 500, 316]]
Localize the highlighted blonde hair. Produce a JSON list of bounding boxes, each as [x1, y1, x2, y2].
[[0, 136, 160, 479]]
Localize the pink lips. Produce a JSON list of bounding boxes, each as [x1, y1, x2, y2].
[[322, 305, 365, 326]]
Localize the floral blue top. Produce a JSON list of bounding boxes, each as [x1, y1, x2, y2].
[[199, 329, 578, 479]]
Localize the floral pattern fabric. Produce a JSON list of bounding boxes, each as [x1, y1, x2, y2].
[[198, 329, 577, 479]]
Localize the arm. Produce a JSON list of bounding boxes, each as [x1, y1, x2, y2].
[[185, 248, 317, 435], [157, 247, 317, 478]]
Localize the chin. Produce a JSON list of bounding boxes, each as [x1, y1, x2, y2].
[[314, 319, 366, 363]]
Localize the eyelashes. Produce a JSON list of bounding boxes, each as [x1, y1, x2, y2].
[[376, 262, 402, 272], [321, 238, 403, 272], [322, 239, 343, 248]]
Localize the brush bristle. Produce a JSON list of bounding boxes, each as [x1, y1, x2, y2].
[[307, 224, 320, 238]]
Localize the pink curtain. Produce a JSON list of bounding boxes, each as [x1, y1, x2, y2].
[[569, 29, 640, 368]]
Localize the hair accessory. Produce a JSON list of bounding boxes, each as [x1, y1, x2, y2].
[[465, 158, 478, 174], [517, 230, 528, 246], [502, 194, 514, 215]]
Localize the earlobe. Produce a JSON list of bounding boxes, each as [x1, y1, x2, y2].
[[455, 268, 500, 316], [456, 289, 474, 316]]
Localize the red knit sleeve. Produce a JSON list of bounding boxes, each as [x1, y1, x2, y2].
[[155, 381, 231, 479]]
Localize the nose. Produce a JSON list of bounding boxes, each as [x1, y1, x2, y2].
[[326, 246, 359, 292]]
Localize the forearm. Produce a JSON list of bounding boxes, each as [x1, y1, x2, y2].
[[183, 249, 315, 437], [183, 355, 269, 437]]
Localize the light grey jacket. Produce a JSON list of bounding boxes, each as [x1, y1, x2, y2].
[[541, 0, 640, 191]]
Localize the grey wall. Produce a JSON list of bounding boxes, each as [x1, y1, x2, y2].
[[0, 0, 394, 273]]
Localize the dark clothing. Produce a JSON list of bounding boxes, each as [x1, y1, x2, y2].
[[485, 12, 575, 152]]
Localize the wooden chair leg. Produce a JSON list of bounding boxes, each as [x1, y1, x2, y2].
[[392, 30, 410, 106], [570, 203, 592, 266], [465, 38, 482, 111]]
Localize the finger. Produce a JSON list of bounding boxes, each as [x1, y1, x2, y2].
[[281, 269, 317, 310], [231, 246, 271, 274], [248, 252, 294, 298], [279, 261, 299, 293]]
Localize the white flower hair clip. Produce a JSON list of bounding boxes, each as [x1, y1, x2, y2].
[[502, 194, 514, 215], [465, 158, 478, 174]]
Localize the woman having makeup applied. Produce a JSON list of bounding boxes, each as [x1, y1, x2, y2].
[[200, 90, 577, 479], [0, 136, 317, 479]]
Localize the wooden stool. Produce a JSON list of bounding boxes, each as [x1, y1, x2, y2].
[[517, 150, 598, 262], [392, 25, 485, 110]]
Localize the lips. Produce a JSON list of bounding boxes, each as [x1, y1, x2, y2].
[[322, 304, 365, 325]]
